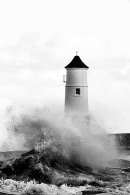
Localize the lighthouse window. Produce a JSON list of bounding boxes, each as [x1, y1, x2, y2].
[[76, 88, 80, 95]]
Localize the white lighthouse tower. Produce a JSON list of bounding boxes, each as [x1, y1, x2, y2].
[[64, 53, 89, 118]]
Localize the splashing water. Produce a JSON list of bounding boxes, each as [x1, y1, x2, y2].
[[0, 104, 118, 170]]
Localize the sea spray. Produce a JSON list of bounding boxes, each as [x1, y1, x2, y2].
[[1, 104, 118, 169]]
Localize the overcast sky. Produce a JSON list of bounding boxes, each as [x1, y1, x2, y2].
[[0, 0, 130, 135]]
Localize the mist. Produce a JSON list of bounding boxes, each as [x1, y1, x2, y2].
[[0, 103, 118, 170]]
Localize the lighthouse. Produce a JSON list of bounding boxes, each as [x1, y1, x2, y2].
[[64, 53, 89, 118]]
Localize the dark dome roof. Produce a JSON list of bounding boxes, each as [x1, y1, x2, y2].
[[65, 55, 89, 69]]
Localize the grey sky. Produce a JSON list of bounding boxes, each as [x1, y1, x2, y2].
[[0, 0, 130, 136]]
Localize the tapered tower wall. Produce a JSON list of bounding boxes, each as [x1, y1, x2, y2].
[[65, 68, 88, 116]]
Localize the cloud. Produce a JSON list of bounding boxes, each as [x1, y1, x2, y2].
[[0, 32, 130, 133], [0, 32, 130, 72]]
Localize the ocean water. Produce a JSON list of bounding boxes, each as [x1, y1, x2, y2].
[[0, 107, 130, 194], [0, 147, 130, 194]]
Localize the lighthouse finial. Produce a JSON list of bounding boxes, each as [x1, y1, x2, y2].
[[76, 51, 78, 56]]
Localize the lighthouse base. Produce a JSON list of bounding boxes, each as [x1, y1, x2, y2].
[[65, 113, 90, 131]]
